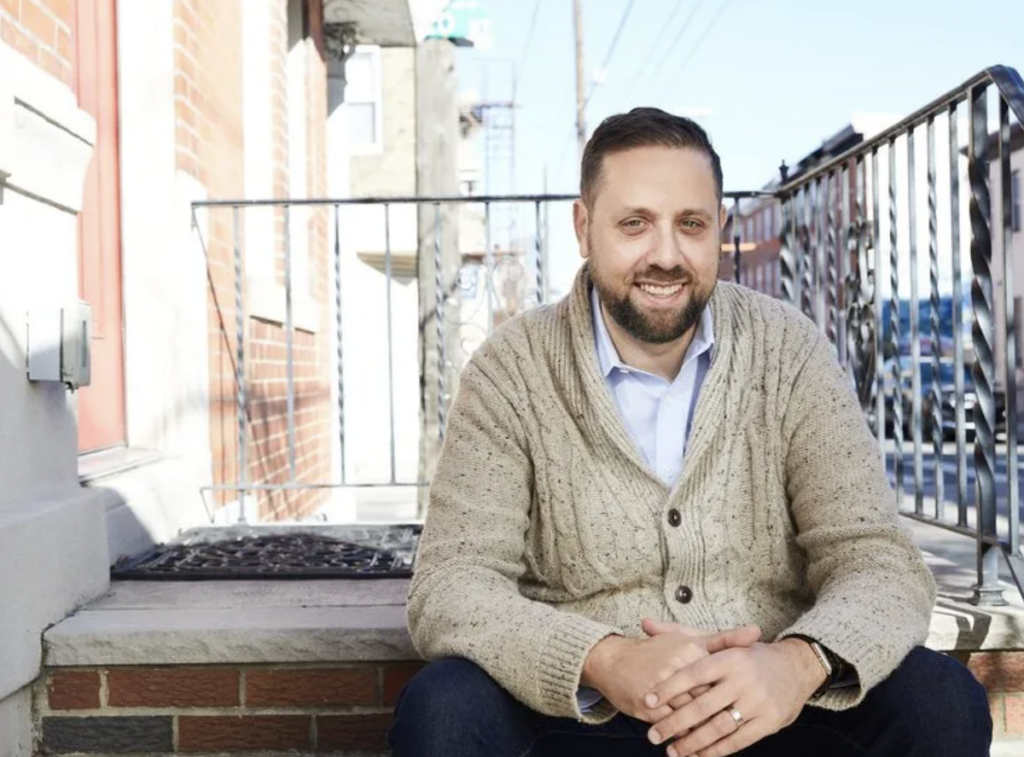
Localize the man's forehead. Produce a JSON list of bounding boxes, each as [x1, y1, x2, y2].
[[594, 146, 719, 210]]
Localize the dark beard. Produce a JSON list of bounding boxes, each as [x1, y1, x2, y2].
[[592, 269, 711, 344]]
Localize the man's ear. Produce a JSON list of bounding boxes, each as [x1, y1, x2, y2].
[[573, 199, 590, 259], [719, 203, 728, 232]]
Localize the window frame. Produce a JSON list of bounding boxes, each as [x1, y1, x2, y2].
[[345, 45, 384, 156]]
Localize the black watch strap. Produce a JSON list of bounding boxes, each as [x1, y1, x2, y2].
[[789, 635, 848, 697]]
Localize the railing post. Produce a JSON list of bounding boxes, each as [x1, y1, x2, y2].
[[825, 172, 838, 350], [535, 200, 545, 305], [927, 116, 945, 519], [779, 195, 795, 306], [233, 205, 247, 523], [333, 204, 346, 486], [384, 203, 397, 485], [889, 137, 905, 508], [484, 201, 493, 333], [434, 202, 447, 441], [801, 187, 814, 320], [872, 148, 884, 445], [950, 102, 969, 526], [284, 205, 297, 487], [968, 83, 1005, 606], [733, 197, 741, 284], [908, 128, 925, 516], [999, 97, 1020, 558]]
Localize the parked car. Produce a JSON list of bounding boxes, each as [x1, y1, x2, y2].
[[869, 296, 1006, 441]]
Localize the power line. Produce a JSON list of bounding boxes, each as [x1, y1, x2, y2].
[[583, 0, 637, 107], [647, 0, 705, 85], [513, 0, 543, 101], [673, 0, 736, 78], [628, 0, 690, 88]]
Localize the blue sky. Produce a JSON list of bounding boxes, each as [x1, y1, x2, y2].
[[455, 0, 1024, 294]]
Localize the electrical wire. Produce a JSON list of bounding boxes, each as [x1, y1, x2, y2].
[[513, 0, 543, 101], [628, 0, 691, 88], [646, 0, 705, 84], [583, 0, 637, 107], [673, 0, 736, 79]]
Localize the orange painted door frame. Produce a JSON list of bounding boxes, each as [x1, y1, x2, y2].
[[74, 0, 126, 452]]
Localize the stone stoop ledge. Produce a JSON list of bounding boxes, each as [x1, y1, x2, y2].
[[36, 554, 1024, 755], [38, 580, 417, 756]]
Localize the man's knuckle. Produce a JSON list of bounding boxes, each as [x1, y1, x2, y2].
[[693, 696, 715, 720]]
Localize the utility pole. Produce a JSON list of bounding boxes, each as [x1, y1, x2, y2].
[[573, 0, 586, 159], [416, 38, 461, 515]]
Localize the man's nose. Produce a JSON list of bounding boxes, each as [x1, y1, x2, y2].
[[649, 224, 684, 269]]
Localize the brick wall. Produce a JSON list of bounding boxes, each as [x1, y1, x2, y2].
[[34, 653, 1024, 750], [174, 0, 332, 521], [0, 0, 73, 87], [37, 661, 425, 754]]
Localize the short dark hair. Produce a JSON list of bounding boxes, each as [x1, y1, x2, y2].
[[580, 107, 723, 205]]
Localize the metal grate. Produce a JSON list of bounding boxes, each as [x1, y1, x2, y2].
[[111, 524, 421, 580]]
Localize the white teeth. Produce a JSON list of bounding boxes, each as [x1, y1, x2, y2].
[[638, 283, 682, 297]]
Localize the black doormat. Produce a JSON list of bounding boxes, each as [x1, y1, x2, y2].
[[111, 524, 421, 580]]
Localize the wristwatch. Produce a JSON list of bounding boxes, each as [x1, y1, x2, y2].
[[789, 635, 848, 701]]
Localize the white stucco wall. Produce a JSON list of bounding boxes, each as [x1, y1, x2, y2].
[[0, 41, 110, 755]]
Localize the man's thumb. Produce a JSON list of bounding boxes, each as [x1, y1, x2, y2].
[[703, 624, 762, 653]]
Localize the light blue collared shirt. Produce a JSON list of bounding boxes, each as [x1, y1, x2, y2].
[[578, 286, 715, 713], [591, 285, 715, 486]]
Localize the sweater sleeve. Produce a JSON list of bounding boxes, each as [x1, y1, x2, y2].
[[406, 359, 620, 723], [776, 336, 936, 710]]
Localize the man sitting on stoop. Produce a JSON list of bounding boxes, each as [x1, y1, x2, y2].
[[387, 108, 991, 757]]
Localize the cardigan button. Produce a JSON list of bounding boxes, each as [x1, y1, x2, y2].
[[675, 585, 693, 604], [667, 508, 682, 527]]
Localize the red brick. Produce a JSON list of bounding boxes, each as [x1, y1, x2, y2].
[[20, 0, 54, 44], [107, 667, 239, 708], [964, 651, 1024, 692], [991, 694, 1006, 738], [0, 17, 39, 60], [179, 715, 311, 752], [47, 670, 101, 710], [382, 663, 426, 707], [39, 47, 63, 81], [1006, 695, 1024, 736], [41, 0, 69, 26], [0, 0, 19, 18], [55, 25, 68, 59], [246, 667, 376, 707], [316, 714, 391, 753]]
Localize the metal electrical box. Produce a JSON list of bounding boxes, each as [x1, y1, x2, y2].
[[27, 301, 92, 390]]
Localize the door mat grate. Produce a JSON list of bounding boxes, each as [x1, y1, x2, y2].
[[111, 524, 421, 580]]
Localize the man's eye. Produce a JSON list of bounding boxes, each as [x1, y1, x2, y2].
[[681, 219, 702, 229], [623, 219, 644, 228]]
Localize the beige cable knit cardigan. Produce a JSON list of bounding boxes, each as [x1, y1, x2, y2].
[[407, 264, 935, 724]]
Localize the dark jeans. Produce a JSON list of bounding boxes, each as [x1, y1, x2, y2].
[[388, 647, 991, 756]]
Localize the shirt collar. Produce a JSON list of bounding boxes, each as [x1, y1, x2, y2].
[[591, 284, 715, 379]]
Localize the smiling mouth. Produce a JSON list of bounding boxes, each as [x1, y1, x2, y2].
[[635, 282, 685, 298]]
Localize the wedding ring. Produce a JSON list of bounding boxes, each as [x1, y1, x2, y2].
[[728, 707, 744, 729]]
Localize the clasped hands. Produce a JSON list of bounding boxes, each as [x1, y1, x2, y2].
[[580, 619, 828, 757]]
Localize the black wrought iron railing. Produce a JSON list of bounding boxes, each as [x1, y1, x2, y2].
[[190, 65, 1024, 604], [774, 65, 1024, 605], [190, 190, 766, 518]]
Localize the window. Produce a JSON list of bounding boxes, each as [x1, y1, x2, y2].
[[345, 47, 383, 154], [1013, 170, 1021, 233]]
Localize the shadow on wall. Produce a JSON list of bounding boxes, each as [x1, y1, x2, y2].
[[0, 311, 163, 566]]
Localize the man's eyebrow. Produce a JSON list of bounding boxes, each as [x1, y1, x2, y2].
[[615, 207, 714, 220], [677, 209, 714, 220]]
